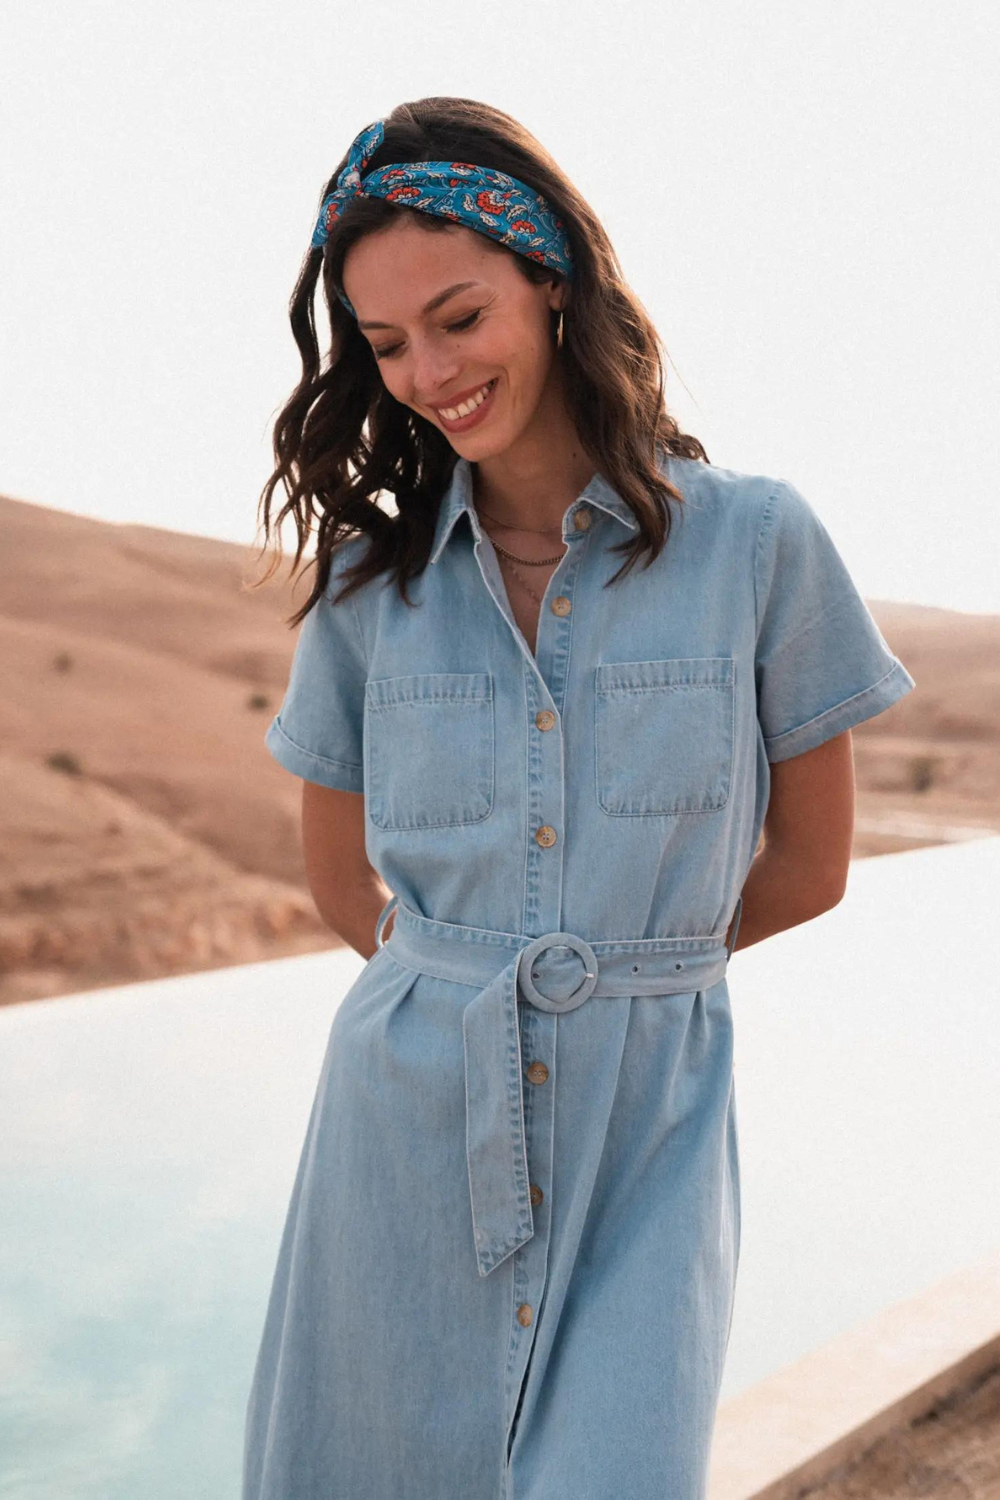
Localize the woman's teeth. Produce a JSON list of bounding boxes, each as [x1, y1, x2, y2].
[[438, 380, 495, 420]]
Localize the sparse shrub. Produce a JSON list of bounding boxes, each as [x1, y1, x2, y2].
[[909, 755, 937, 793], [47, 751, 83, 776]]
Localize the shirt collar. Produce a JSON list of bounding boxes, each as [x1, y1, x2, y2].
[[429, 456, 641, 565]]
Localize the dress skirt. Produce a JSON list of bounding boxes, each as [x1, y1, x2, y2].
[[242, 904, 741, 1500]]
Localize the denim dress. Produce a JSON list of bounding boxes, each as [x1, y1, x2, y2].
[[243, 452, 915, 1500]]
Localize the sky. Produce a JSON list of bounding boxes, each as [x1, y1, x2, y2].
[[1, 0, 997, 613]]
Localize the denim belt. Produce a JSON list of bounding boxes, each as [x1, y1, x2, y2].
[[373, 894, 743, 1279]]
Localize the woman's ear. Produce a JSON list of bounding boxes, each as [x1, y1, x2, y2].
[[547, 275, 569, 314]]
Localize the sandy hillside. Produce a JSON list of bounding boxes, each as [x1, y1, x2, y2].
[[1, 492, 997, 1006]]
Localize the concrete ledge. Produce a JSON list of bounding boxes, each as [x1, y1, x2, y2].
[[709, 1245, 1000, 1500]]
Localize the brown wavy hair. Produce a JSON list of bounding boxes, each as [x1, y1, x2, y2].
[[249, 96, 710, 627]]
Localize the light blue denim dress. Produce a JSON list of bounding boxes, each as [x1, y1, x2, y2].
[[244, 453, 916, 1500]]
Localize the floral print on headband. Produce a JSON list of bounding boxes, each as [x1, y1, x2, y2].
[[311, 118, 575, 318]]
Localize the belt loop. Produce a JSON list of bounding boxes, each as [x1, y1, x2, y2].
[[725, 894, 743, 960], [374, 893, 399, 950]]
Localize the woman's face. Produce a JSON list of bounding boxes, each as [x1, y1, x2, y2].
[[342, 216, 567, 460]]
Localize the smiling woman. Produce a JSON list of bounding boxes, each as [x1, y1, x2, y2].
[[242, 95, 916, 1500]]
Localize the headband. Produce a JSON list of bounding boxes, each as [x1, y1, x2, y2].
[[311, 118, 575, 319]]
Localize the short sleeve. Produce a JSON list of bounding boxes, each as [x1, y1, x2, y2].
[[264, 547, 368, 792], [754, 479, 916, 763]]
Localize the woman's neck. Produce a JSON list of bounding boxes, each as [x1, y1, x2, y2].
[[471, 444, 595, 535]]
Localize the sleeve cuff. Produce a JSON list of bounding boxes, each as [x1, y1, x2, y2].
[[264, 716, 365, 793], [763, 657, 916, 764]]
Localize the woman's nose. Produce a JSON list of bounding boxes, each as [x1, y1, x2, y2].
[[410, 346, 462, 402]]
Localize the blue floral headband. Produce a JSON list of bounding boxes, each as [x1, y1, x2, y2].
[[311, 118, 575, 319]]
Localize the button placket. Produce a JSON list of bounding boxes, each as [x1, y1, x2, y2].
[[503, 995, 556, 1463], [522, 666, 563, 936], [522, 526, 590, 939], [502, 505, 589, 1460]]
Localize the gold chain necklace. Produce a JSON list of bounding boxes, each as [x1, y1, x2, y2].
[[475, 502, 565, 607], [476, 501, 564, 538]]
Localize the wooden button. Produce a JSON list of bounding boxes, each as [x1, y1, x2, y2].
[[517, 1303, 534, 1327], [573, 507, 592, 530], [535, 825, 557, 847], [550, 595, 572, 617], [529, 1183, 544, 1207], [535, 709, 556, 731], [526, 1061, 549, 1084]]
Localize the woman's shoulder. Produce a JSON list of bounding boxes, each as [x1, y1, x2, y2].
[[319, 530, 381, 601], [661, 453, 785, 540], [663, 452, 781, 510]]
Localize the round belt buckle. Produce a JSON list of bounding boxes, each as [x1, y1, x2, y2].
[[517, 932, 599, 1014]]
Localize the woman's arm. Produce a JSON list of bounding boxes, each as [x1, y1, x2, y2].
[[301, 781, 392, 960], [729, 730, 855, 953]]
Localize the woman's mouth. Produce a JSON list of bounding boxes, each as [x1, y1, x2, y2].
[[433, 378, 499, 432]]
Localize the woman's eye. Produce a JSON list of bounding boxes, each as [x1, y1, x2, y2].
[[446, 309, 482, 334], [372, 309, 481, 362]]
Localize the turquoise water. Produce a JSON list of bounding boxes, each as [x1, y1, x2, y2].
[[0, 952, 343, 1500]]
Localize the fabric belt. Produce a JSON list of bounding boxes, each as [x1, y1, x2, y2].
[[373, 894, 743, 1279]]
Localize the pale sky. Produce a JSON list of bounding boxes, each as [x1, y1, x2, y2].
[[2, 1, 997, 612]]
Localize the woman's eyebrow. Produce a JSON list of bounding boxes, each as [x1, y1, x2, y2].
[[358, 282, 481, 331]]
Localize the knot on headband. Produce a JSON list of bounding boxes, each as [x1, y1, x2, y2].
[[312, 118, 575, 318]]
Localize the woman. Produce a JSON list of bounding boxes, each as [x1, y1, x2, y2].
[[244, 97, 916, 1500]]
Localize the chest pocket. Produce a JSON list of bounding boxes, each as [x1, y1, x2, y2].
[[364, 671, 495, 831], [594, 657, 735, 816]]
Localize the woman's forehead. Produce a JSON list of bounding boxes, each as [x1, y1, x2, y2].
[[343, 222, 506, 320]]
